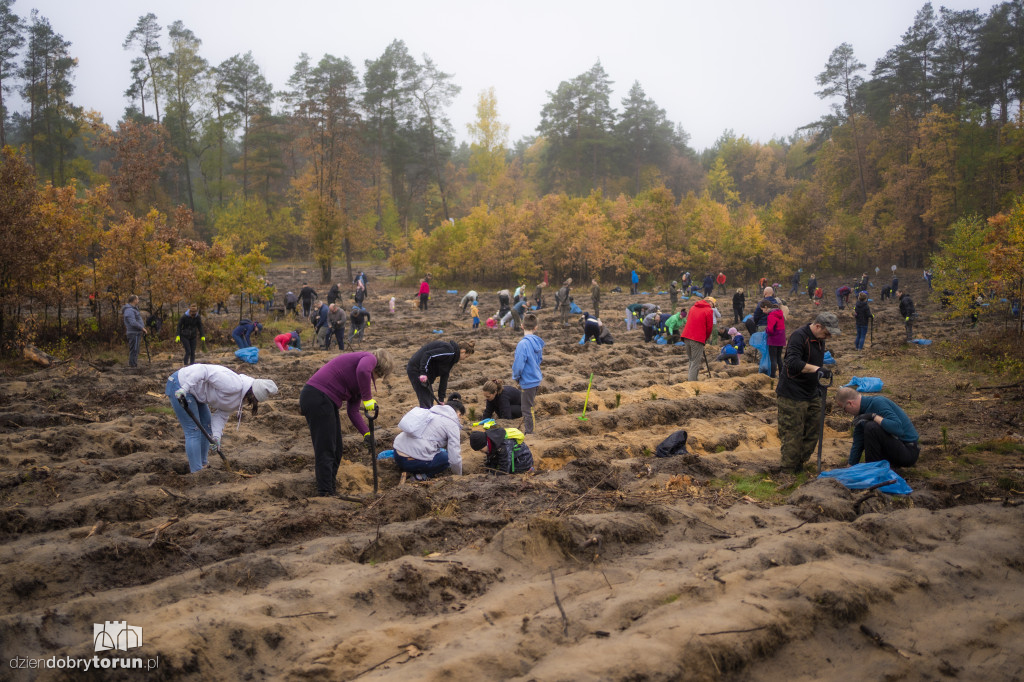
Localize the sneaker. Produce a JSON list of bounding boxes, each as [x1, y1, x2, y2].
[[413, 473, 429, 482]]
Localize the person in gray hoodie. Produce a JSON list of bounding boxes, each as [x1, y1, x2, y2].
[[392, 397, 466, 480], [121, 294, 147, 368]]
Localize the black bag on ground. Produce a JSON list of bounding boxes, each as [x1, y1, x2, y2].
[[655, 430, 689, 458]]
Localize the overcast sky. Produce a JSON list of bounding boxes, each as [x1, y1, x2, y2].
[[22, 0, 986, 151]]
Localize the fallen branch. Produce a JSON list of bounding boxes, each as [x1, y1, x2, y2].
[[549, 568, 570, 637], [859, 624, 910, 659], [350, 644, 418, 679], [699, 625, 768, 636], [84, 520, 106, 538], [976, 382, 1023, 391], [159, 487, 186, 500], [135, 517, 179, 538], [276, 611, 331, 619]]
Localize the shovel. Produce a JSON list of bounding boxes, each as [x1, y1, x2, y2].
[[176, 394, 233, 469], [363, 403, 380, 495], [816, 372, 834, 475]]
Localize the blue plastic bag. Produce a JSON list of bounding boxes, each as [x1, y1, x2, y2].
[[432, 329, 444, 334], [376, 449, 395, 460], [654, 335, 668, 345], [579, 335, 587, 345], [234, 347, 259, 364], [844, 376, 883, 392], [823, 351, 836, 365], [641, 291, 650, 295], [749, 331, 770, 375], [446, 289, 458, 294], [911, 339, 932, 345], [569, 302, 582, 314], [818, 461, 912, 495], [692, 291, 704, 298], [743, 314, 753, 323]]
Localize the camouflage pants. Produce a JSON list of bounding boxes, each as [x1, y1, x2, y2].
[[777, 394, 822, 471]]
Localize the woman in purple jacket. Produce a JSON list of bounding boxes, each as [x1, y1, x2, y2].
[[300, 349, 394, 496], [765, 301, 787, 379]]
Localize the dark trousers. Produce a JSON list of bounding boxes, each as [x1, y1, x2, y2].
[[301, 299, 312, 317], [643, 325, 655, 342], [127, 333, 142, 367], [419, 293, 429, 310], [299, 384, 342, 495], [768, 345, 783, 378], [733, 307, 743, 324], [395, 450, 449, 476], [181, 336, 197, 366], [863, 421, 920, 467], [407, 368, 435, 408], [325, 322, 345, 350]]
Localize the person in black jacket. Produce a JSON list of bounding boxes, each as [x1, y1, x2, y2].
[[407, 340, 476, 408], [807, 274, 817, 300], [702, 273, 714, 297], [327, 283, 340, 304], [299, 283, 318, 318], [349, 305, 371, 344], [897, 290, 916, 342], [854, 292, 872, 350], [776, 312, 840, 473], [176, 304, 204, 366], [481, 378, 522, 420], [732, 288, 745, 324]]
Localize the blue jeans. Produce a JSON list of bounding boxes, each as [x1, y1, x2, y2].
[[855, 325, 868, 350], [232, 330, 250, 348], [166, 372, 212, 473], [395, 449, 449, 477]]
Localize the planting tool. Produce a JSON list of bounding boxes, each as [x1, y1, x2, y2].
[[143, 333, 151, 363], [176, 394, 232, 469], [363, 403, 380, 495], [703, 346, 713, 378], [816, 371, 834, 475], [579, 373, 594, 421]]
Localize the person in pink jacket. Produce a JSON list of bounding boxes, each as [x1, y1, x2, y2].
[[418, 278, 430, 311], [765, 301, 787, 378], [681, 298, 715, 381]]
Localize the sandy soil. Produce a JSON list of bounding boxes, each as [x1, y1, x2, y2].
[[1, 268, 1023, 681]]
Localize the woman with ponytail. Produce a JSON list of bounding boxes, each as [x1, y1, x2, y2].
[[481, 378, 522, 420]]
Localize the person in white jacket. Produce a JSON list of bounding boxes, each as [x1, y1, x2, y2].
[[392, 397, 466, 480], [165, 364, 278, 473]]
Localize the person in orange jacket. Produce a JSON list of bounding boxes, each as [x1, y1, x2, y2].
[[681, 298, 715, 381]]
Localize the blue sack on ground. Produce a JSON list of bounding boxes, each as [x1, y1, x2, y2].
[[579, 335, 586, 345], [530, 305, 537, 310], [692, 291, 703, 298], [911, 339, 932, 345], [432, 329, 444, 334], [750, 331, 770, 374], [377, 449, 395, 460], [446, 289, 458, 294], [654, 335, 667, 345], [743, 314, 753, 323], [569, 302, 581, 314], [823, 351, 836, 365], [844, 376, 883, 392], [674, 341, 686, 346], [819, 461, 912, 495], [234, 347, 259, 364]]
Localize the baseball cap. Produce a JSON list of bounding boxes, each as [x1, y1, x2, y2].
[[814, 312, 841, 335]]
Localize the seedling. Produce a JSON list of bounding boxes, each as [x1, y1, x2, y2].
[[579, 373, 594, 421], [469, 407, 476, 421], [650, 391, 658, 400], [615, 393, 621, 408]]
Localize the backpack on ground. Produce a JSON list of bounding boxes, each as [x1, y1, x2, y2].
[[483, 427, 534, 474], [655, 430, 689, 458]]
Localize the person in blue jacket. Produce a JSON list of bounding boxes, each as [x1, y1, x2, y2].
[[630, 269, 640, 295], [836, 386, 919, 468], [512, 313, 545, 434], [231, 319, 262, 348]]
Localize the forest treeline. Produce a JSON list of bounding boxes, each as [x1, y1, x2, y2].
[[0, 0, 1023, 341]]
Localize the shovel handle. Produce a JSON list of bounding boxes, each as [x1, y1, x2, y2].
[[362, 404, 379, 421]]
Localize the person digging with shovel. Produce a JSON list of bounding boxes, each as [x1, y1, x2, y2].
[[300, 348, 394, 497], [776, 312, 840, 474], [167, 364, 278, 473]]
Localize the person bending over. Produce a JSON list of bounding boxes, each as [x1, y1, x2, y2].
[[836, 386, 919, 468]]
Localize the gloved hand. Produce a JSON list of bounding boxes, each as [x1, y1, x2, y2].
[[366, 322, 371, 327], [419, 374, 428, 385], [362, 398, 377, 411], [905, 316, 910, 322], [363, 432, 372, 441], [853, 412, 876, 426], [201, 336, 205, 341], [816, 367, 832, 380], [208, 437, 220, 453], [175, 335, 181, 342], [174, 388, 187, 400]]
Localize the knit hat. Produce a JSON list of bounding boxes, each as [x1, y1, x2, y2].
[[250, 379, 279, 402], [727, 327, 738, 336], [469, 431, 488, 451]]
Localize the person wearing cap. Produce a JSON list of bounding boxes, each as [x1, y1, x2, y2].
[[231, 319, 262, 349], [681, 296, 715, 381], [167, 364, 278, 473], [776, 312, 840, 473], [835, 386, 919, 468], [274, 330, 302, 351], [300, 349, 394, 496]]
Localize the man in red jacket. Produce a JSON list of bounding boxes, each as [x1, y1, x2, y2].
[[682, 298, 715, 381], [716, 271, 727, 295]]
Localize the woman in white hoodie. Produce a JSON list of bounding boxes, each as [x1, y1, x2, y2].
[[392, 396, 466, 480], [166, 364, 278, 473]]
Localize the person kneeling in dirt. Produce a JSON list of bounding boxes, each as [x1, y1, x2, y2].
[[393, 396, 467, 480], [167, 364, 278, 473], [274, 330, 302, 351], [714, 327, 745, 365], [835, 386, 920, 468], [481, 378, 522, 420], [408, 339, 476, 408], [231, 319, 262, 349], [300, 348, 394, 496], [580, 313, 612, 344], [469, 427, 534, 475], [641, 308, 661, 342]]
